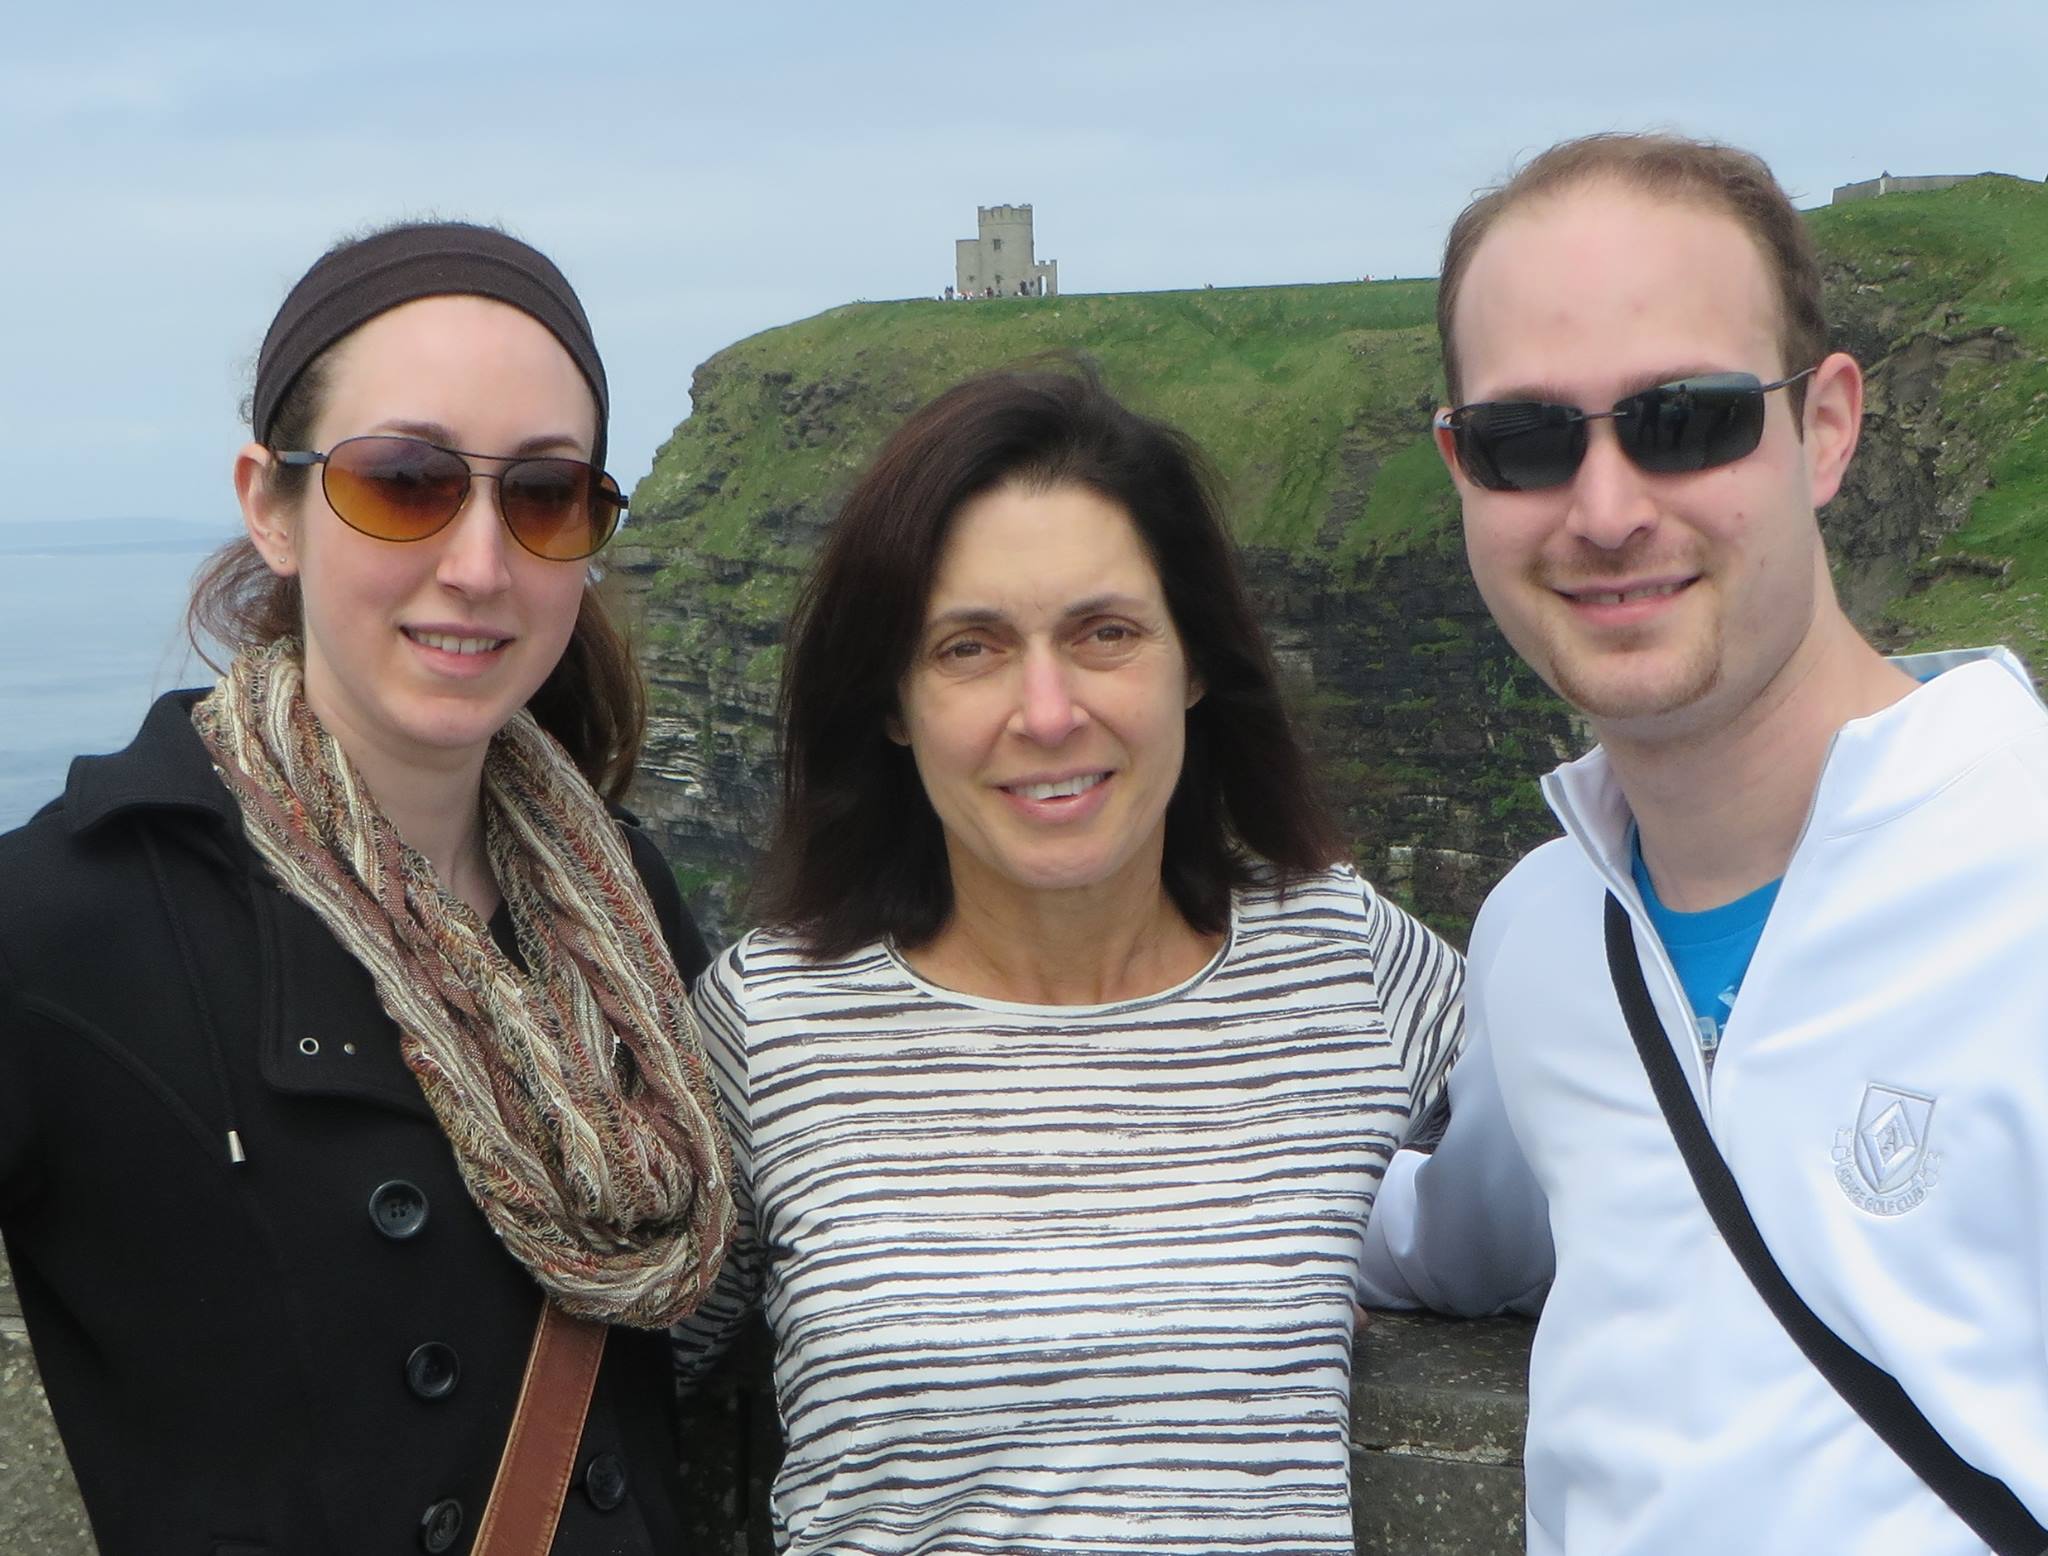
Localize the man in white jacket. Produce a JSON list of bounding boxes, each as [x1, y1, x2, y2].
[[1360, 131, 2048, 1554]]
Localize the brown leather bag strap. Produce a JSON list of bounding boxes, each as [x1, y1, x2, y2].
[[470, 1301, 610, 1556]]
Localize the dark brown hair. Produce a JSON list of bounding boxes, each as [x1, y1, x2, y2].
[[188, 225, 645, 800], [754, 362, 1342, 958], [1437, 132, 1827, 419]]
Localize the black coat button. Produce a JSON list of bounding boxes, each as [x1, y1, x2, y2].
[[419, 1498, 463, 1552], [369, 1180, 429, 1240], [405, 1342, 460, 1401], [584, 1450, 629, 1512]]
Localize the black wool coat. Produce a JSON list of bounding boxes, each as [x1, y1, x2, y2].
[[0, 691, 719, 1556]]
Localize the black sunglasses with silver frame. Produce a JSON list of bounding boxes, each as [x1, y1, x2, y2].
[[1437, 366, 1817, 494]]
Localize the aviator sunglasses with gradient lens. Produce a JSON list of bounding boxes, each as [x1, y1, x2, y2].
[[274, 435, 626, 561], [1437, 367, 1816, 494]]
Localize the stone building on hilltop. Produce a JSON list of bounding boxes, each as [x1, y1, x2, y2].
[[955, 204, 1058, 298]]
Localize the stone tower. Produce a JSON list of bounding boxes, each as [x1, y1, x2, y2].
[[954, 204, 1058, 297]]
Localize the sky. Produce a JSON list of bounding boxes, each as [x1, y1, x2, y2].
[[5, 0, 2045, 529]]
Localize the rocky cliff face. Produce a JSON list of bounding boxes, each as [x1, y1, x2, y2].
[[614, 186, 2045, 946]]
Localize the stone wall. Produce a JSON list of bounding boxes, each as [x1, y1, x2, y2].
[[2, 1245, 1531, 1553], [1832, 172, 1980, 203]]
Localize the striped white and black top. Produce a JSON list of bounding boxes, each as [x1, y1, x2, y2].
[[676, 864, 1464, 1555]]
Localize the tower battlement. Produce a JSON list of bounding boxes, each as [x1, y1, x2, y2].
[[954, 203, 1058, 299]]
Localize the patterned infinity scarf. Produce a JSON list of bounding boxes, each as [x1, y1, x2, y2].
[[194, 640, 734, 1328]]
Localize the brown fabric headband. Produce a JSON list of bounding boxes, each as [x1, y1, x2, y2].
[[252, 222, 610, 473]]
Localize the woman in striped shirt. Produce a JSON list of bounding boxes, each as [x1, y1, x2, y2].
[[676, 365, 1464, 1555]]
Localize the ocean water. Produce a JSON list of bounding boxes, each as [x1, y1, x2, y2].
[[0, 520, 232, 832]]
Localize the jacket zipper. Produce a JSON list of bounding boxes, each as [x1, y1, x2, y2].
[[1539, 780, 1716, 1124], [1542, 727, 1846, 1134]]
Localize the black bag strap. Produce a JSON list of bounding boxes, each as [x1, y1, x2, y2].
[[1603, 892, 2047, 1556]]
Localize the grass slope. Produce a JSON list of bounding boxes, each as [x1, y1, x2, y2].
[[635, 281, 1443, 562]]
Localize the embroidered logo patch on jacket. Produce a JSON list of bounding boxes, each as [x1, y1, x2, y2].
[[1832, 1084, 1939, 1215]]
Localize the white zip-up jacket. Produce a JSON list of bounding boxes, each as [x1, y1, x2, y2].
[[1361, 647, 2048, 1555]]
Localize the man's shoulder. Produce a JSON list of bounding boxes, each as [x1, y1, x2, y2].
[[1824, 650, 2048, 844], [1460, 835, 1614, 1005], [1475, 835, 1598, 924]]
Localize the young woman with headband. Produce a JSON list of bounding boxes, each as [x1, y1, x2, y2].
[[0, 222, 734, 1555]]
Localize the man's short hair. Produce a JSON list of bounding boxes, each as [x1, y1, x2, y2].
[[1436, 132, 1827, 417]]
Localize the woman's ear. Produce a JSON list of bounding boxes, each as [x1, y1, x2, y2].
[[885, 711, 910, 747], [234, 442, 298, 578], [1186, 674, 1205, 710]]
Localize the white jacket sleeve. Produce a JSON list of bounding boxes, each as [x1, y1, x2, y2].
[[1359, 976, 1553, 1317]]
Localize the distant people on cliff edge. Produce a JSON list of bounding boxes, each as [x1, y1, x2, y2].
[[1362, 131, 2048, 1554], [0, 222, 736, 1554], [672, 362, 1465, 1554]]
